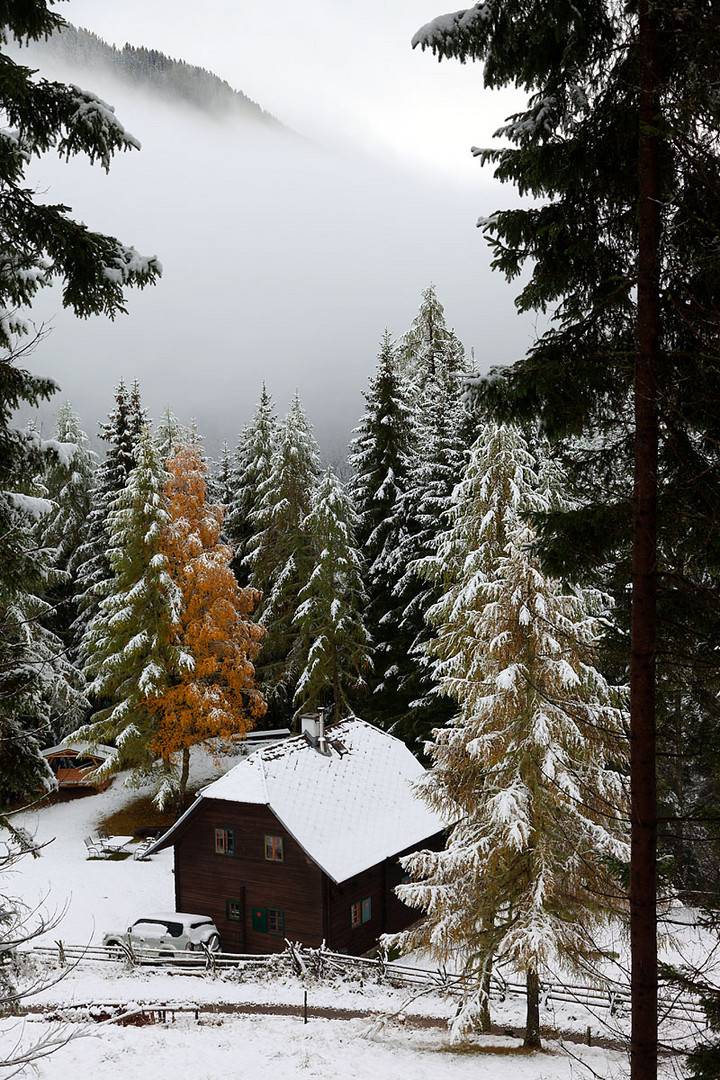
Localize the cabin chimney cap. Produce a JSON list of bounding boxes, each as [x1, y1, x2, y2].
[[300, 708, 332, 754]]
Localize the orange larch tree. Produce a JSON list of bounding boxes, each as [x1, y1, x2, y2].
[[150, 443, 266, 807]]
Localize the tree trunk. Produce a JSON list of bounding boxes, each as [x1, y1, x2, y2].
[[478, 959, 492, 1034], [524, 968, 541, 1049], [631, 4, 661, 1078], [179, 746, 191, 804]]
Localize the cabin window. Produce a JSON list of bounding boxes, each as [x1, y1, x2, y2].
[[214, 828, 234, 855], [251, 907, 284, 935], [351, 897, 372, 928], [264, 835, 284, 862], [226, 900, 242, 922]]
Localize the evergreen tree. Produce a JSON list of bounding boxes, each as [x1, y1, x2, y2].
[[396, 283, 467, 405], [207, 439, 233, 536], [412, 7, 720, 1072], [72, 379, 145, 660], [74, 428, 184, 793], [37, 401, 97, 646], [0, 364, 86, 806], [227, 384, 278, 587], [293, 467, 371, 720], [392, 423, 628, 1046], [149, 444, 266, 807], [390, 376, 469, 751], [349, 332, 413, 728], [0, 3, 160, 352], [247, 392, 320, 721], [154, 405, 185, 464]]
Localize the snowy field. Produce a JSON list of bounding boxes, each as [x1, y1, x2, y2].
[[3, 755, 712, 1079]]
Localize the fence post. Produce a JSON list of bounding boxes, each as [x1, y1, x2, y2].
[[55, 940, 66, 967]]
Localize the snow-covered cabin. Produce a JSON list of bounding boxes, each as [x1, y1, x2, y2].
[[148, 716, 450, 954], [42, 740, 114, 791]]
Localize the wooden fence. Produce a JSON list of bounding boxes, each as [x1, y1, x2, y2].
[[29, 940, 707, 1028]]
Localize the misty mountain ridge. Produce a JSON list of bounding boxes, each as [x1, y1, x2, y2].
[[20, 22, 287, 131]]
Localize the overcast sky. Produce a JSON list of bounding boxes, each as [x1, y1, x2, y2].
[[21, 0, 534, 457]]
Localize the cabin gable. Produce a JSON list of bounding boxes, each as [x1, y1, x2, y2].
[[173, 797, 324, 953]]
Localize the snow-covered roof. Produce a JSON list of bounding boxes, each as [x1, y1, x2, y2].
[[42, 740, 115, 759], [152, 717, 450, 884]]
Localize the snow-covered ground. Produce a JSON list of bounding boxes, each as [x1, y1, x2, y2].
[[3, 755, 714, 1079]]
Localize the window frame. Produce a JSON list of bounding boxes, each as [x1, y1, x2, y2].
[[214, 827, 235, 855], [264, 834, 284, 863], [267, 908, 284, 936], [226, 899, 242, 922]]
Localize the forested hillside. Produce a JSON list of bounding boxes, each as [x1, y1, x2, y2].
[[21, 22, 285, 128]]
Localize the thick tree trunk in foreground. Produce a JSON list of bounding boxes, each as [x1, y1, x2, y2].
[[631, 4, 660, 1078], [524, 968, 541, 1049]]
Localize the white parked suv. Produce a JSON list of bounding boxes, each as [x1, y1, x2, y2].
[[103, 912, 221, 955]]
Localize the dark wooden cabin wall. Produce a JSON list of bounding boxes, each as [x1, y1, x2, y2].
[[174, 798, 324, 953]]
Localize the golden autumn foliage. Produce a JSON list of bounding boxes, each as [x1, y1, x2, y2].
[[149, 445, 266, 786]]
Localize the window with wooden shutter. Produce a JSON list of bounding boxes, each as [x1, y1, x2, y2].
[[351, 897, 372, 928], [252, 907, 284, 935]]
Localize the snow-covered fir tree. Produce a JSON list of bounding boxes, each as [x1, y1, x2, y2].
[[227, 384, 278, 587], [74, 427, 185, 795], [247, 392, 320, 721], [391, 423, 629, 1047], [72, 379, 146, 661], [0, 366, 86, 806], [207, 439, 233, 536], [349, 332, 413, 728], [389, 375, 470, 751], [154, 405, 185, 464], [37, 401, 97, 646], [396, 284, 467, 406], [293, 467, 371, 720]]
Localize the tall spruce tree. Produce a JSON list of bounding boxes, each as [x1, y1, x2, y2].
[[0, 3, 160, 350], [74, 427, 184, 793], [412, 5, 720, 1073], [293, 467, 371, 720], [0, 368, 86, 806], [37, 401, 97, 647], [228, 384, 278, 587], [154, 406, 185, 465], [349, 332, 413, 728], [391, 315, 473, 751], [247, 392, 320, 721], [396, 283, 467, 404], [393, 423, 628, 1046], [72, 379, 145, 661]]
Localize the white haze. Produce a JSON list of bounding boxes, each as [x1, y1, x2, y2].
[[20, 53, 534, 457]]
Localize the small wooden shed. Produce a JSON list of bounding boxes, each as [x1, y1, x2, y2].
[[42, 740, 114, 791], [147, 716, 450, 955]]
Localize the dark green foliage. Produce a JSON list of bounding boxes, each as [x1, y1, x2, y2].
[[0, 359, 86, 807], [227, 385, 278, 588], [417, 0, 720, 887], [37, 401, 97, 648], [293, 467, 371, 719], [247, 393, 319, 722], [72, 380, 146, 660], [349, 332, 413, 728], [0, 3, 161, 350]]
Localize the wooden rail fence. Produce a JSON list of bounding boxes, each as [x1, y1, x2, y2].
[[28, 940, 707, 1028]]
